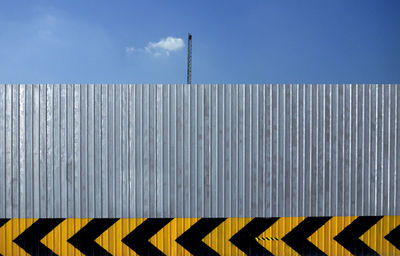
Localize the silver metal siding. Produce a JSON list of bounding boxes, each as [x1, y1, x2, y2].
[[0, 84, 399, 218]]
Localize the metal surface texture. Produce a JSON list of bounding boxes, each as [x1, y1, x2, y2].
[[0, 84, 399, 218]]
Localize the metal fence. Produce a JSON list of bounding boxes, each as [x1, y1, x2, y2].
[[0, 84, 399, 218]]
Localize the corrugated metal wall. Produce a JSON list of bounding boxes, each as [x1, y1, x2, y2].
[[0, 84, 399, 218]]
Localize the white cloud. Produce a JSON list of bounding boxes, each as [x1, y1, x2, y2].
[[125, 47, 136, 53], [126, 36, 185, 57], [146, 37, 185, 52]]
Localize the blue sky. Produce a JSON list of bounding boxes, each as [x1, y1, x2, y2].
[[0, 0, 399, 84]]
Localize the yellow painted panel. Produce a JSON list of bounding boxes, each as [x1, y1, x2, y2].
[[203, 217, 252, 256], [360, 215, 400, 256], [95, 218, 145, 256], [0, 216, 399, 256], [41, 218, 91, 256], [0, 218, 36, 256], [308, 216, 357, 256], [257, 217, 304, 256], [150, 218, 199, 256]]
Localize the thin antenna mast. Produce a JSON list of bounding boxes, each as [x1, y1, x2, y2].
[[187, 33, 192, 84]]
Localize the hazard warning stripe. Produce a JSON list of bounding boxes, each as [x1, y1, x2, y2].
[[282, 217, 331, 255], [175, 218, 225, 256], [0, 219, 9, 229], [122, 218, 172, 256], [255, 237, 279, 241], [68, 218, 119, 256], [230, 217, 278, 256], [13, 218, 65, 256], [0, 216, 400, 256], [333, 216, 382, 256], [386, 223, 400, 251]]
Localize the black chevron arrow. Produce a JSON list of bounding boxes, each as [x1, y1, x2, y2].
[[122, 218, 173, 256], [0, 219, 9, 228], [176, 218, 226, 256], [281, 217, 331, 256], [385, 224, 400, 250], [229, 217, 279, 256], [68, 218, 119, 256], [334, 216, 383, 256], [13, 218, 65, 256]]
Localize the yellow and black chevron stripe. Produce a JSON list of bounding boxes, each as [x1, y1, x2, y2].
[[0, 216, 399, 255], [255, 237, 279, 241]]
